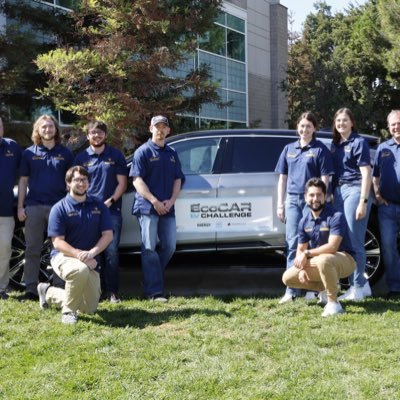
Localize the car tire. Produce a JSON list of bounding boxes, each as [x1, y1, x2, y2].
[[9, 225, 53, 291]]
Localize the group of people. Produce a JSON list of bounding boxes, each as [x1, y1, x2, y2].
[[278, 108, 400, 316], [0, 114, 183, 324], [1, 107, 400, 322]]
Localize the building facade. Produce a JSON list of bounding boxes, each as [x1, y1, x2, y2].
[[1, 0, 288, 130]]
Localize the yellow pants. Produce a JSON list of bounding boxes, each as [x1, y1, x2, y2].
[[46, 253, 101, 314], [282, 252, 356, 302]]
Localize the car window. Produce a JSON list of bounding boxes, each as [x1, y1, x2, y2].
[[170, 137, 222, 175], [228, 136, 293, 173]]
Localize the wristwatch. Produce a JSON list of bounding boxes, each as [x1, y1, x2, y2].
[[110, 197, 115, 204], [360, 196, 368, 204]]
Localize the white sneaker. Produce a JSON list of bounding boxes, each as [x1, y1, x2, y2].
[[304, 291, 318, 301], [338, 286, 365, 301], [321, 301, 344, 317], [363, 281, 372, 297], [317, 290, 328, 306], [37, 282, 50, 309], [278, 293, 295, 304], [61, 312, 78, 324]]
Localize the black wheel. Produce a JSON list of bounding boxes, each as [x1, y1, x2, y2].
[[9, 225, 53, 290]]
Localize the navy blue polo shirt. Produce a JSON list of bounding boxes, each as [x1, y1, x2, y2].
[[298, 204, 354, 257], [129, 139, 185, 216], [0, 138, 22, 216], [74, 145, 128, 216], [331, 132, 370, 188], [20, 144, 73, 206], [373, 138, 400, 203], [48, 194, 113, 260], [275, 139, 333, 194]]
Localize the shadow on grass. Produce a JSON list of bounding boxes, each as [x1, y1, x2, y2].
[[93, 307, 231, 328], [345, 297, 400, 314]]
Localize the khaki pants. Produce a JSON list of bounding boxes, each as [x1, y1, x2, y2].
[[0, 217, 14, 291], [282, 252, 356, 302], [46, 253, 101, 314]]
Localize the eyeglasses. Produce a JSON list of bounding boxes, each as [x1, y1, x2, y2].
[[88, 130, 106, 136], [72, 177, 89, 183]]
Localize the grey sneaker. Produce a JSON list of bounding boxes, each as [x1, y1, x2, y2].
[[61, 312, 78, 324], [37, 282, 50, 309]]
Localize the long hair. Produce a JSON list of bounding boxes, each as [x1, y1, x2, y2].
[[31, 115, 61, 145], [332, 108, 357, 145], [296, 111, 318, 140]]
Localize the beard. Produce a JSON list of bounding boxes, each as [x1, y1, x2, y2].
[[309, 202, 324, 212], [71, 188, 87, 197], [89, 138, 106, 147]]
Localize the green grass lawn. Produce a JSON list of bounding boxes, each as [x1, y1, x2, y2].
[[1, 293, 400, 399]]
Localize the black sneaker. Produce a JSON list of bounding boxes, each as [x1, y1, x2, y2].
[[0, 291, 9, 300], [20, 291, 39, 302], [385, 291, 400, 299]]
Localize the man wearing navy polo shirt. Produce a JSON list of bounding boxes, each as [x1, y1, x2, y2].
[[74, 121, 128, 303], [17, 115, 73, 301], [130, 115, 184, 302], [373, 110, 400, 298], [282, 178, 356, 317], [37, 166, 113, 324], [0, 117, 22, 299]]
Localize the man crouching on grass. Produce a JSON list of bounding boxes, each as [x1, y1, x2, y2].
[[282, 178, 356, 317], [37, 166, 113, 324]]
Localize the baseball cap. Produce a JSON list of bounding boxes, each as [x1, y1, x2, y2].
[[151, 115, 169, 126]]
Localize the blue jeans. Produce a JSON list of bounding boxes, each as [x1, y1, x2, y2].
[[285, 193, 307, 296], [102, 214, 122, 294], [334, 184, 371, 287], [137, 213, 176, 298], [378, 203, 400, 291]]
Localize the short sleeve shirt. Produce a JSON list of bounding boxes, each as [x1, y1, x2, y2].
[[372, 138, 400, 203], [330, 132, 370, 188], [0, 138, 22, 216], [275, 139, 333, 194], [20, 144, 73, 206], [48, 194, 113, 260], [298, 204, 354, 257], [74, 145, 128, 215], [129, 139, 185, 216]]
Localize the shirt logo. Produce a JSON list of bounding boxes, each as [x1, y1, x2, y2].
[[170, 155, 176, 163], [287, 152, 297, 158], [53, 154, 65, 161], [305, 151, 316, 158], [304, 227, 313, 232], [5, 150, 14, 157], [91, 207, 101, 215], [104, 158, 115, 165], [150, 156, 159, 162], [67, 211, 79, 217], [344, 146, 351, 153]]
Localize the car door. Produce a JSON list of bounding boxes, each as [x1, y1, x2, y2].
[[216, 135, 292, 250], [169, 136, 223, 250]]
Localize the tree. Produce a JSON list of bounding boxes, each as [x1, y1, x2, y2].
[[283, 0, 400, 135], [36, 0, 224, 143], [0, 0, 74, 123]]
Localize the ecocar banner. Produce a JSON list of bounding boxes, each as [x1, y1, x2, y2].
[[176, 197, 274, 232]]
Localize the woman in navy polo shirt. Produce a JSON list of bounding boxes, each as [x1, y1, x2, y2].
[[275, 111, 334, 304], [331, 108, 372, 301]]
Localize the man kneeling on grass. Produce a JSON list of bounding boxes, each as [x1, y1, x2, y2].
[[37, 166, 113, 324], [282, 177, 356, 317]]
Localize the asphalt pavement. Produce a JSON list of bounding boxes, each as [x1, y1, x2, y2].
[[118, 252, 388, 299]]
